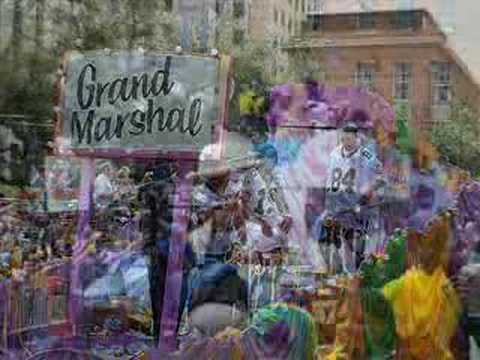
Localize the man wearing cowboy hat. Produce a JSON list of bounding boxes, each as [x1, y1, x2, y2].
[[187, 137, 294, 333], [189, 139, 291, 264], [188, 142, 257, 262]]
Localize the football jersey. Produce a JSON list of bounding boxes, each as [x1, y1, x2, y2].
[[325, 144, 382, 216]]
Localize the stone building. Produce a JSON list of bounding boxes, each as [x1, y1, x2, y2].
[[248, 0, 306, 44], [286, 4, 480, 127]]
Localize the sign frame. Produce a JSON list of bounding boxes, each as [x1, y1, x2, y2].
[[54, 50, 232, 160]]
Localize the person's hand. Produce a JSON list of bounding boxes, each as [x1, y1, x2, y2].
[[279, 216, 293, 234], [226, 197, 242, 213]]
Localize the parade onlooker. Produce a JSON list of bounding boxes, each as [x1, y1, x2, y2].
[[115, 166, 136, 202], [94, 162, 116, 208], [138, 163, 194, 346]]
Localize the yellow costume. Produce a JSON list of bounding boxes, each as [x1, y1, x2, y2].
[[383, 267, 461, 360]]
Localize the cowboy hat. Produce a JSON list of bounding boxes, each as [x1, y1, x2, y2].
[[187, 133, 260, 180]]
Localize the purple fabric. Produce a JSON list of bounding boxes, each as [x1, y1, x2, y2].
[[449, 182, 480, 276], [266, 83, 395, 133], [267, 85, 293, 128]]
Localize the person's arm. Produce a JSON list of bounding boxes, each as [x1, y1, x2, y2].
[[191, 201, 222, 229], [246, 167, 292, 235], [358, 148, 385, 205]]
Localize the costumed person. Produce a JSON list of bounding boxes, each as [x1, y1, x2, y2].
[[244, 143, 292, 312], [247, 224, 287, 315], [315, 122, 384, 274], [187, 141, 256, 339], [239, 80, 268, 146], [138, 162, 195, 346], [359, 230, 407, 359], [383, 213, 461, 360]]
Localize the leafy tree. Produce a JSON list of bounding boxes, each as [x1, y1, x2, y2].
[[430, 101, 480, 177], [0, 0, 179, 120]]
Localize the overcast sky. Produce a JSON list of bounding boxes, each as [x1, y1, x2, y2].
[[440, 1, 480, 82]]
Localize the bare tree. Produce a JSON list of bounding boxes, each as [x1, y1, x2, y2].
[[12, 0, 23, 60], [35, 0, 45, 52]]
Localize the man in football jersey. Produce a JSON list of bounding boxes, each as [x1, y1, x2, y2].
[[317, 122, 384, 274]]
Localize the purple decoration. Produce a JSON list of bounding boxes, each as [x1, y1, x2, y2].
[[305, 79, 324, 102], [69, 158, 95, 343], [158, 161, 195, 352], [266, 82, 395, 133], [449, 181, 480, 276]]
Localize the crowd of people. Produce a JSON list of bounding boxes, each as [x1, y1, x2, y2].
[[1, 79, 480, 359]]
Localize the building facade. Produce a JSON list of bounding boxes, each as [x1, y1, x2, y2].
[[248, 0, 305, 44], [287, 7, 480, 127]]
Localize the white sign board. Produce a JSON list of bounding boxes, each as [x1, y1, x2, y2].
[[57, 50, 230, 158]]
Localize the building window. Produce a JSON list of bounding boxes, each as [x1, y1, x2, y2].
[[355, 63, 376, 90], [281, 11, 286, 27], [392, 10, 417, 29], [302, 0, 305, 13], [306, 0, 322, 14], [394, 63, 412, 101], [274, 8, 278, 24], [358, 13, 376, 29], [311, 15, 322, 30], [288, 19, 292, 34], [296, 0, 300, 12], [431, 62, 451, 105]]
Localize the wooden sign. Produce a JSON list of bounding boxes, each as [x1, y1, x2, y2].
[[56, 50, 231, 158]]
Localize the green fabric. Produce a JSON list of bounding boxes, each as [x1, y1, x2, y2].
[[360, 233, 407, 358], [250, 303, 318, 360], [395, 103, 414, 155]]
